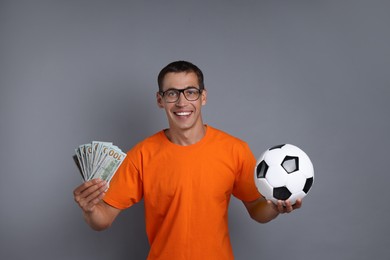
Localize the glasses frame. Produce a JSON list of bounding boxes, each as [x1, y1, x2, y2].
[[159, 87, 203, 103]]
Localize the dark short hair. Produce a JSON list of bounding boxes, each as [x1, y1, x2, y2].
[[157, 60, 204, 91]]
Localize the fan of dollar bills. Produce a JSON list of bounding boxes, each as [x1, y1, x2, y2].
[[73, 141, 126, 183]]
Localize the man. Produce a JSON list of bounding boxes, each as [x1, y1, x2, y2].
[[73, 60, 302, 259]]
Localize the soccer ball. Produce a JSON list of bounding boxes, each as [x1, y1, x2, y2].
[[254, 144, 314, 205]]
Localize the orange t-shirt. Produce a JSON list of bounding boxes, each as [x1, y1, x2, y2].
[[103, 126, 260, 259]]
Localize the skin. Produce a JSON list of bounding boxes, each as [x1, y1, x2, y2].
[[73, 71, 301, 230], [156, 71, 207, 145]]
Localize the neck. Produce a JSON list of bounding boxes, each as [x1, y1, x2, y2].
[[165, 124, 206, 146]]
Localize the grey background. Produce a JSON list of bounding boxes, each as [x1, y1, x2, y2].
[[1, 0, 389, 259]]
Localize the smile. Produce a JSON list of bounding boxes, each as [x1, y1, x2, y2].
[[174, 112, 192, 116]]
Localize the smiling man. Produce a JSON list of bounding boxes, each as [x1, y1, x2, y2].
[[73, 60, 301, 260], [156, 65, 207, 145]]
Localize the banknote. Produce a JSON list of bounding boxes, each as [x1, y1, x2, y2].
[[74, 141, 126, 183]]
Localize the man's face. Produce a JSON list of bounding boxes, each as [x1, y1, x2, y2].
[[157, 72, 207, 132]]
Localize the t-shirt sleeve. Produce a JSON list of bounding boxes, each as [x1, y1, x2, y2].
[[103, 147, 144, 209], [232, 142, 261, 202]]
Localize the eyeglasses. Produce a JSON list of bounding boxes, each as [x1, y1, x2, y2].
[[159, 87, 203, 103]]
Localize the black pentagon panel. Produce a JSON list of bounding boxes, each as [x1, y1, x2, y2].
[[303, 177, 314, 193], [269, 144, 285, 150], [273, 187, 291, 200], [256, 161, 269, 178], [281, 156, 299, 173]]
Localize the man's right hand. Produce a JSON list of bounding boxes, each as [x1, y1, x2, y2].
[[73, 178, 121, 231], [73, 178, 108, 213]]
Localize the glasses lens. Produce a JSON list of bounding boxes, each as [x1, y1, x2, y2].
[[184, 88, 200, 101], [164, 89, 179, 102]]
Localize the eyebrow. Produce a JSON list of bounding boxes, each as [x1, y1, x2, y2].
[[164, 86, 199, 91]]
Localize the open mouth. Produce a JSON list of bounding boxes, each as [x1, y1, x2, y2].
[[174, 111, 192, 117]]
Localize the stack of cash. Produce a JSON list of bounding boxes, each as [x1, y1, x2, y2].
[[73, 141, 126, 183]]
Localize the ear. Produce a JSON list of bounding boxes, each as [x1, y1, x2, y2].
[[201, 88, 207, 106], [156, 92, 164, 108]]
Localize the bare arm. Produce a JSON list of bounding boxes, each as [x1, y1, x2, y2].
[[73, 178, 121, 231], [243, 197, 302, 223]]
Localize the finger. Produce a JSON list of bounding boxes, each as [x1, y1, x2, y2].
[[83, 183, 108, 205], [73, 178, 103, 196], [284, 200, 294, 213], [277, 200, 286, 213], [293, 199, 302, 210], [74, 179, 107, 205], [84, 191, 107, 212]]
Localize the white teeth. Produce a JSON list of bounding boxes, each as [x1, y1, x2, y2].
[[176, 112, 191, 116]]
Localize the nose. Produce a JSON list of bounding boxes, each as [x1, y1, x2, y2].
[[175, 92, 187, 105]]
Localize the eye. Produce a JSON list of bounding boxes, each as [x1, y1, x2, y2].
[[184, 88, 199, 96], [165, 90, 178, 97]]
